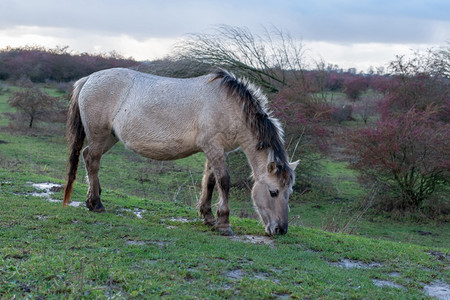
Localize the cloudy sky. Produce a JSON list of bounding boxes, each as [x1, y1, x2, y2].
[[0, 0, 448, 71]]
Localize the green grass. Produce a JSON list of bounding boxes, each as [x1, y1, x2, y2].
[[1, 170, 448, 299], [0, 84, 449, 298], [0, 85, 16, 126]]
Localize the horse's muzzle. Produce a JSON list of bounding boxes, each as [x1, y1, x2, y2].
[[266, 222, 288, 236]]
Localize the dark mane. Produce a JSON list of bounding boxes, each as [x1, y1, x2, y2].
[[211, 69, 294, 186]]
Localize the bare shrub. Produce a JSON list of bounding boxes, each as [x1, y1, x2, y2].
[[174, 25, 307, 92], [332, 105, 354, 123], [134, 58, 212, 78], [7, 86, 65, 128]]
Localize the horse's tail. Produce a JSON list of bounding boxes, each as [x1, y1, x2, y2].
[[63, 76, 88, 207]]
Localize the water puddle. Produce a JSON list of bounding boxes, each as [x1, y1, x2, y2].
[[26, 182, 83, 208], [224, 269, 279, 283], [25, 182, 151, 216], [372, 279, 404, 290], [388, 272, 401, 278], [424, 280, 450, 300], [225, 269, 245, 280], [124, 240, 171, 248], [272, 292, 290, 299], [162, 217, 196, 223], [329, 259, 382, 269], [117, 208, 147, 219], [253, 272, 280, 283], [23, 182, 150, 220], [149, 241, 171, 248], [229, 235, 275, 248], [125, 240, 147, 246], [31, 182, 62, 196]]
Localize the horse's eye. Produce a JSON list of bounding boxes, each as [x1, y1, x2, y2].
[[269, 189, 279, 198]]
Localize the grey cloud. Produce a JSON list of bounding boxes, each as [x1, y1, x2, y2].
[[1, 0, 448, 44]]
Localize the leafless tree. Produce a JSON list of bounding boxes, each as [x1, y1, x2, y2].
[[134, 58, 212, 78], [174, 25, 307, 92], [7, 86, 62, 128]]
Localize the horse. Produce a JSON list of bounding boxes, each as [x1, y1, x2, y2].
[[63, 68, 298, 236]]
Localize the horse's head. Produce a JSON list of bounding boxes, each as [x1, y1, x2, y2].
[[252, 160, 299, 236]]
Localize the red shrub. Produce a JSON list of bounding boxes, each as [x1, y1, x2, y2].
[[370, 75, 398, 95], [272, 86, 331, 152], [378, 74, 449, 120], [342, 76, 369, 101], [345, 106, 450, 211]]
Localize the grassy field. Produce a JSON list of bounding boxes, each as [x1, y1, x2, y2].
[[0, 85, 449, 298], [1, 168, 449, 298]]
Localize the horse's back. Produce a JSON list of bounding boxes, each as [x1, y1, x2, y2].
[[77, 68, 240, 160]]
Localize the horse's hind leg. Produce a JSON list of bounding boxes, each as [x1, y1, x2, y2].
[[83, 134, 118, 212], [198, 160, 216, 226], [83, 146, 105, 212]]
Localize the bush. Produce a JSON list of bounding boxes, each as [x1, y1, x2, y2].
[[342, 76, 369, 101], [0, 46, 138, 82], [345, 106, 450, 212], [380, 49, 450, 119]]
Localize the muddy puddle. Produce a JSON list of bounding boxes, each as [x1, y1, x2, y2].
[[229, 235, 275, 248]]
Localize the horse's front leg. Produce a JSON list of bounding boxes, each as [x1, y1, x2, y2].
[[198, 160, 216, 226], [83, 147, 105, 212], [203, 146, 233, 236]]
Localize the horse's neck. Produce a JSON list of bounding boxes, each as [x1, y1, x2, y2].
[[240, 138, 269, 181]]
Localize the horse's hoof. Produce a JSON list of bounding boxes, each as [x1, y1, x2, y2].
[[93, 202, 106, 213], [217, 227, 234, 236], [86, 202, 94, 211], [86, 200, 106, 213], [203, 218, 216, 227]]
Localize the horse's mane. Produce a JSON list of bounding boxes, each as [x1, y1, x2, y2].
[[211, 69, 294, 186]]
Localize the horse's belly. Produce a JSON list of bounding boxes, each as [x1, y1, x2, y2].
[[123, 136, 201, 161]]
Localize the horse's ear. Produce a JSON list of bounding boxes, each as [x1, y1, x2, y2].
[[290, 160, 300, 170], [267, 161, 277, 174]]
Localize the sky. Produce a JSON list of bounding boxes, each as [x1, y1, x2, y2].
[[0, 0, 449, 72]]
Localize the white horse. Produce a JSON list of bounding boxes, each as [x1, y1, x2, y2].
[[63, 68, 298, 236]]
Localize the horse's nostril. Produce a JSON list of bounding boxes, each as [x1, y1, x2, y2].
[[273, 224, 287, 235], [274, 226, 281, 235], [268, 223, 288, 236]]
